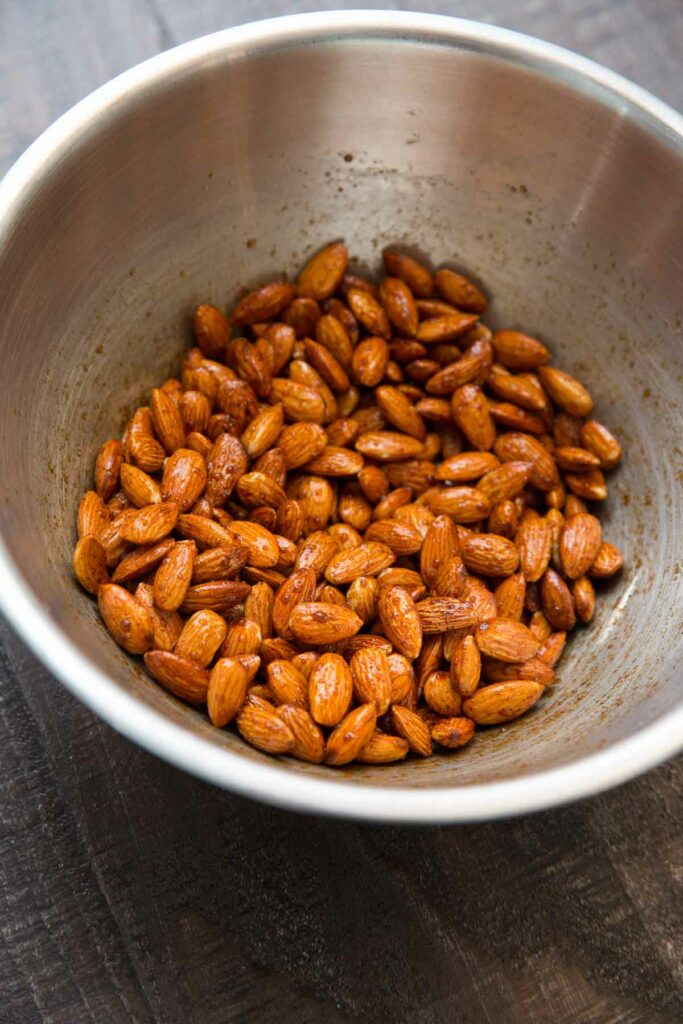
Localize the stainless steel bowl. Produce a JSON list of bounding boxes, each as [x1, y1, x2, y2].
[[0, 12, 681, 822]]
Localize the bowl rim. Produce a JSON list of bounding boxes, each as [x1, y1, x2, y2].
[[1, 10, 681, 823]]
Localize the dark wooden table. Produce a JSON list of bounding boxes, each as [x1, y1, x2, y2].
[[1, 3, 682, 1022]]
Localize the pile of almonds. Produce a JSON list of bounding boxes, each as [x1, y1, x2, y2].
[[73, 242, 624, 766]]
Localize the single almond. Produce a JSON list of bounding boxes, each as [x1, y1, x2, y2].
[[236, 698, 294, 753], [179, 580, 250, 614], [416, 597, 477, 633], [289, 602, 362, 645], [78, 490, 110, 539], [325, 541, 395, 584], [190, 544, 248, 584], [118, 502, 178, 545], [431, 716, 476, 749], [161, 448, 207, 511], [540, 569, 576, 630], [308, 652, 353, 726], [94, 439, 124, 501], [417, 313, 479, 343], [232, 281, 295, 325], [174, 609, 227, 667], [277, 705, 325, 763], [111, 537, 175, 584], [378, 585, 423, 659], [491, 331, 550, 371], [538, 366, 593, 417], [347, 289, 391, 338], [193, 304, 230, 359], [350, 647, 392, 714], [559, 513, 602, 579], [452, 384, 496, 450], [206, 433, 248, 506], [493, 432, 559, 491], [426, 486, 491, 522], [144, 650, 210, 703], [435, 267, 487, 313], [463, 680, 543, 724], [494, 572, 526, 620], [383, 248, 433, 298], [150, 387, 186, 453], [435, 451, 500, 482], [324, 703, 378, 765], [580, 419, 621, 469], [351, 336, 390, 386], [73, 535, 109, 593], [516, 511, 552, 582], [379, 277, 419, 336], [207, 658, 249, 726], [266, 660, 309, 707], [375, 386, 426, 440], [461, 534, 519, 577], [390, 705, 432, 756], [450, 634, 481, 697], [474, 618, 540, 662], [589, 541, 624, 578], [297, 241, 348, 300], [356, 731, 409, 763], [222, 617, 262, 657]]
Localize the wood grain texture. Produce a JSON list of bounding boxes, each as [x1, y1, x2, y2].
[[1, 2, 682, 1022]]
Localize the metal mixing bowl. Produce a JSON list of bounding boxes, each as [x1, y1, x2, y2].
[[0, 12, 681, 823]]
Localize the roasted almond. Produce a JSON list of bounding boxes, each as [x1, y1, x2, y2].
[[494, 432, 559, 491], [174, 609, 228, 667], [350, 647, 392, 714], [431, 716, 475, 749], [379, 277, 418, 336], [375, 386, 426, 440], [588, 541, 624, 578], [144, 650, 210, 704], [452, 384, 495, 450], [417, 597, 477, 633], [266, 660, 309, 707], [559, 513, 602, 579], [297, 241, 348, 300], [463, 681, 543, 724], [324, 703, 378, 765], [435, 267, 487, 313], [356, 731, 409, 763], [179, 580, 250, 614], [461, 534, 519, 577], [390, 705, 432, 756], [580, 419, 622, 469], [378, 585, 423, 659], [73, 536, 109, 594], [207, 658, 249, 726], [540, 569, 576, 630], [450, 634, 481, 697], [474, 618, 539, 662], [94, 439, 124, 501], [289, 602, 362, 645], [351, 336, 390, 387], [236, 698, 294, 753], [308, 652, 353, 726], [538, 366, 593, 417], [232, 281, 295, 325], [426, 486, 491, 522], [491, 331, 550, 371], [516, 511, 552, 582], [383, 248, 433, 298], [277, 705, 325, 763]]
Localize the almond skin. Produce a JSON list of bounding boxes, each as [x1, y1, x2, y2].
[[308, 652, 353, 726], [452, 385, 496, 451], [266, 660, 309, 707], [207, 658, 249, 726], [463, 681, 544, 724], [559, 513, 602, 579], [289, 602, 362, 645], [73, 536, 109, 594], [435, 268, 487, 313], [174, 609, 228, 667], [297, 242, 348, 300], [324, 703, 377, 765], [236, 698, 294, 753], [383, 248, 434, 298], [277, 705, 325, 763], [431, 716, 476, 749], [144, 650, 210, 704], [491, 331, 550, 371], [378, 585, 423, 659], [538, 366, 593, 417], [350, 648, 392, 714], [462, 534, 519, 577], [540, 569, 576, 630], [98, 584, 153, 653], [450, 635, 481, 697], [94, 440, 124, 501], [356, 731, 409, 763], [474, 619, 540, 662], [161, 448, 208, 511]]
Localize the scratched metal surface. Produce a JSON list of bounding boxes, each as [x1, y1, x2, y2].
[[0, 2, 682, 1022]]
